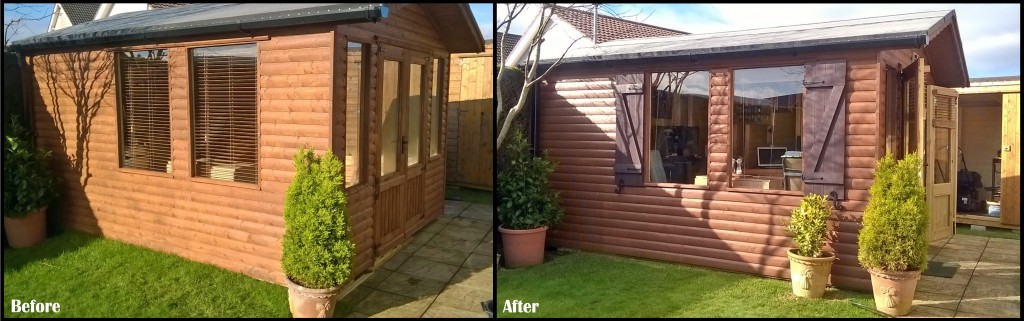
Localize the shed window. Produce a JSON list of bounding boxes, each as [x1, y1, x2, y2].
[[648, 71, 710, 184], [429, 58, 444, 157], [380, 59, 401, 176], [190, 43, 258, 184], [117, 49, 172, 173], [408, 63, 424, 166], [731, 66, 805, 191], [345, 42, 369, 187]]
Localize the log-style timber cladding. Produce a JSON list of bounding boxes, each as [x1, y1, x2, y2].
[[539, 51, 898, 292], [24, 4, 450, 286]]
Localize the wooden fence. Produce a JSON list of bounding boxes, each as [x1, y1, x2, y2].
[[446, 43, 493, 190]]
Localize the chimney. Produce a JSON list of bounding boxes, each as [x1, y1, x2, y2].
[[592, 4, 598, 43]]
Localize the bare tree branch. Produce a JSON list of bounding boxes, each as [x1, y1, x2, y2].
[[496, 3, 597, 148], [4, 4, 54, 48]]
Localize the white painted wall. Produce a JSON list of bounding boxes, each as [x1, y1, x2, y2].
[[50, 5, 73, 31], [535, 16, 594, 62], [107, 3, 148, 17], [506, 4, 596, 66]]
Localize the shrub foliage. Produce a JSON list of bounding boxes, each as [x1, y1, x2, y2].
[[786, 193, 832, 258], [857, 153, 929, 272], [497, 125, 563, 230], [281, 148, 355, 289], [2, 118, 59, 218]]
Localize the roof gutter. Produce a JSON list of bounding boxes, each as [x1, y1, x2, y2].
[[9, 4, 387, 53]]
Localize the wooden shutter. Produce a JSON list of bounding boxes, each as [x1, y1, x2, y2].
[[884, 67, 904, 158], [801, 60, 846, 199], [614, 73, 645, 191], [191, 44, 258, 184], [118, 50, 172, 173]]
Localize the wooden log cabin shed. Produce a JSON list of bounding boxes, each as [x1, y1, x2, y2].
[[531, 10, 969, 291], [8, 3, 484, 284]]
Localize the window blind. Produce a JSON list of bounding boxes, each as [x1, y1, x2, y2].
[[118, 49, 172, 173], [191, 44, 258, 184]]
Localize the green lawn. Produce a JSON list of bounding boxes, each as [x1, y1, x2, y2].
[[497, 251, 881, 318], [955, 223, 1020, 240], [446, 185, 493, 205], [3, 231, 288, 318]]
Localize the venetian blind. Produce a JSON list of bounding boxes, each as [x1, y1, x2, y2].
[[118, 49, 172, 173], [191, 43, 258, 184]]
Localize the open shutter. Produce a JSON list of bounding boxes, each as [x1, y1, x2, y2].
[[614, 73, 645, 192], [802, 60, 847, 199]]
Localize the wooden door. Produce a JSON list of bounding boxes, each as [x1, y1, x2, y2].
[[374, 48, 408, 256], [926, 85, 959, 241], [1001, 93, 1020, 226], [404, 50, 431, 234]]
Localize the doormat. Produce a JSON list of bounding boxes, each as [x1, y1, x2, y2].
[[923, 260, 960, 278]]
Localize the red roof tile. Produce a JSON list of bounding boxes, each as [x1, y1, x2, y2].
[[552, 5, 688, 43]]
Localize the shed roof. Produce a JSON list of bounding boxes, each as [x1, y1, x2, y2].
[[11, 3, 484, 54], [545, 10, 969, 87], [58, 3, 102, 25]]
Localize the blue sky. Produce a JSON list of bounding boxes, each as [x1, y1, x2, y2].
[[500, 3, 1021, 78], [4, 3, 494, 42]]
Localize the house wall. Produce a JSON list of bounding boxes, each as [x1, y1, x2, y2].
[[537, 48, 890, 291], [24, 4, 451, 286], [107, 3, 149, 17], [51, 6, 73, 31]]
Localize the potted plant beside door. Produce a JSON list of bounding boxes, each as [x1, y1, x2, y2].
[[282, 148, 356, 318], [2, 119, 59, 248], [858, 153, 929, 316], [497, 126, 563, 268], [784, 193, 836, 298]]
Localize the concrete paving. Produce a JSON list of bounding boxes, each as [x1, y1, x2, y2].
[[906, 234, 1020, 318], [336, 200, 493, 318]]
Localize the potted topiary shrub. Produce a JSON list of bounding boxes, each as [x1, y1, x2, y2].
[[785, 193, 835, 299], [497, 125, 563, 268], [858, 153, 929, 316], [281, 148, 356, 318], [2, 119, 58, 248]]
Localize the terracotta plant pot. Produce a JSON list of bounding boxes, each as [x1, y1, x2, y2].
[[787, 249, 835, 298], [498, 225, 548, 268], [285, 277, 340, 318], [3, 207, 47, 248], [867, 268, 922, 316]]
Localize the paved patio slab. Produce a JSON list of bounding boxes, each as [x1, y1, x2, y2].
[[336, 200, 493, 318], [905, 234, 1020, 318]]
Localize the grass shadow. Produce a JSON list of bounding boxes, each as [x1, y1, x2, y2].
[[498, 251, 878, 318], [2, 229, 95, 275]]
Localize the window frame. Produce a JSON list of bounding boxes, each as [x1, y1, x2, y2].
[[724, 63, 808, 196], [428, 57, 446, 160], [378, 46, 407, 178], [114, 49, 175, 177], [406, 54, 429, 168], [186, 42, 261, 189], [642, 70, 712, 190], [343, 37, 371, 189]]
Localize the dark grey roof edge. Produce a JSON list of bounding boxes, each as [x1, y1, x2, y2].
[[458, 3, 485, 52], [541, 31, 928, 67], [9, 4, 386, 52]]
